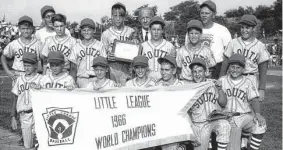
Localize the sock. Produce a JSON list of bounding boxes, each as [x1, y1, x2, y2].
[[249, 134, 264, 150], [208, 138, 212, 149], [217, 142, 228, 150]]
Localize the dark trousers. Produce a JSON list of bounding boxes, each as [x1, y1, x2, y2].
[[211, 62, 222, 79]]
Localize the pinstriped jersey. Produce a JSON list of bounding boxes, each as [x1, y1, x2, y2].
[[125, 77, 156, 87], [141, 39, 175, 78], [219, 75, 259, 113], [11, 73, 42, 112], [223, 37, 270, 73], [39, 73, 76, 89], [176, 45, 216, 81], [73, 39, 107, 78], [190, 83, 220, 123], [3, 37, 42, 71], [155, 78, 184, 86], [41, 35, 77, 70], [101, 26, 135, 50], [85, 79, 116, 90]]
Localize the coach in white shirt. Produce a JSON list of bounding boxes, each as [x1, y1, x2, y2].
[[185, 1, 232, 79]]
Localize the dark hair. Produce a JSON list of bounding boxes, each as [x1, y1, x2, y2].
[[52, 14, 66, 24], [19, 21, 33, 27], [187, 27, 202, 34], [42, 10, 55, 18], [111, 7, 126, 16], [149, 21, 165, 29]]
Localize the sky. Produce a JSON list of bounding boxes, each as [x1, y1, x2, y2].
[[0, 0, 275, 26]]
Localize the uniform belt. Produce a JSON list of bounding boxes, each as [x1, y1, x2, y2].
[[18, 109, 33, 114], [243, 73, 255, 76]]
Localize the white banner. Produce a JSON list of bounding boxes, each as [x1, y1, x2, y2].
[[32, 82, 212, 150]]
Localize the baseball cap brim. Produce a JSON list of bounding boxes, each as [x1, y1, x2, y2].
[[133, 62, 148, 67], [157, 57, 177, 67], [228, 60, 245, 67], [238, 20, 256, 26], [48, 59, 64, 64], [23, 59, 37, 64], [92, 62, 108, 67], [189, 62, 206, 70]]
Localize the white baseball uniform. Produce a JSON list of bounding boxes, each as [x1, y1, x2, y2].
[[125, 77, 156, 87], [141, 39, 176, 81], [85, 79, 116, 90], [73, 39, 107, 88], [176, 45, 216, 81], [11, 73, 42, 148], [35, 27, 71, 44], [39, 73, 76, 89], [219, 75, 267, 150]]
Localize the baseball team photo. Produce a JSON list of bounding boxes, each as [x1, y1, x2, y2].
[[0, 0, 281, 150]]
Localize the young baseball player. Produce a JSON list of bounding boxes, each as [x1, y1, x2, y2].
[[187, 58, 231, 150], [141, 16, 176, 82], [11, 52, 42, 149], [220, 15, 270, 101], [177, 20, 216, 82], [125, 56, 155, 87], [41, 14, 77, 79], [37, 51, 76, 89], [219, 54, 267, 150], [101, 2, 135, 85], [156, 55, 183, 87], [1, 15, 42, 82], [85, 56, 118, 90], [73, 18, 107, 88]]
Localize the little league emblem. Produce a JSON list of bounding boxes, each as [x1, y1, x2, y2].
[[42, 108, 79, 146]]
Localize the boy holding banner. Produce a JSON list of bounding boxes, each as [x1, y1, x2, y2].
[[125, 56, 155, 88], [187, 58, 231, 150], [85, 56, 119, 90], [11, 52, 42, 149]]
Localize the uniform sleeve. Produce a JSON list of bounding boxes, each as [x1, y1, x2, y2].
[[207, 48, 216, 67], [101, 31, 110, 51], [169, 44, 176, 57], [100, 44, 107, 58], [176, 49, 183, 68], [41, 38, 50, 57], [258, 44, 270, 64], [85, 82, 93, 89], [221, 27, 232, 47], [247, 80, 260, 101], [65, 28, 71, 36], [11, 78, 19, 96], [3, 43, 14, 58], [68, 43, 77, 64], [125, 80, 131, 87], [223, 40, 234, 58]]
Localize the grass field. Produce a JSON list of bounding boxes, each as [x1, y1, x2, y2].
[[0, 69, 282, 150]]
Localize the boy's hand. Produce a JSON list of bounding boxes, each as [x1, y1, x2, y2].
[[7, 71, 16, 81], [29, 82, 41, 90], [107, 51, 116, 61], [213, 80, 222, 90], [11, 117, 17, 130], [259, 90, 265, 101], [114, 83, 121, 88], [66, 85, 76, 91], [254, 113, 266, 127]]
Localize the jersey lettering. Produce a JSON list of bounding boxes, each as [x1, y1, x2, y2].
[[193, 92, 217, 108], [49, 44, 71, 57], [45, 82, 65, 88], [226, 88, 247, 101], [77, 48, 101, 61], [15, 47, 37, 58], [18, 82, 30, 95], [236, 49, 258, 63], [145, 49, 169, 59]]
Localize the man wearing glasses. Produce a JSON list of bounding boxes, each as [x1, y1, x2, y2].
[[35, 5, 71, 44]]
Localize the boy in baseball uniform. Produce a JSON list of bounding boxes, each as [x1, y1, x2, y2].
[[141, 16, 176, 82], [74, 18, 107, 88], [176, 20, 216, 82], [85, 56, 118, 90], [101, 2, 135, 85], [187, 58, 231, 150], [220, 15, 270, 101], [125, 56, 155, 87], [41, 14, 77, 79], [11, 52, 42, 149], [1, 15, 42, 83], [219, 54, 267, 150], [36, 51, 76, 90]]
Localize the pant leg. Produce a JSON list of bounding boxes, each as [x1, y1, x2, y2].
[[192, 123, 211, 150], [20, 112, 34, 149], [211, 119, 231, 150]]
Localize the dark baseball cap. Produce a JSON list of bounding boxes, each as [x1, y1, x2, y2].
[[48, 51, 64, 64], [200, 0, 216, 12], [23, 52, 37, 64], [81, 18, 95, 29], [149, 16, 165, 28], [18, 15, 33, 26], [189, 58, 207, 70], [238, 15, 258, 26], [92, 56, 108, 67], [158, 55, 177, 68], [228, 54, 245, 67], [133, 56, 148, 67], [112, 2, 126, 12], [41, 5, 55, 18], [187, 20, 203, 32]]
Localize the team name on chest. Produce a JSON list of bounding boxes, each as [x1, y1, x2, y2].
[[18, 82, 30, 94], [49, 44, 71, 57], [236, 49, 258, 63], [183, 54, 206, 66], [193, 92, 217, 108], [118, 36, 131, 41], [45, 82, 65, 88], [145, 49, 169, 59], [225, 87, 247, 101], [78, 48, 100, 60], [15, 47, 36, 58]]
